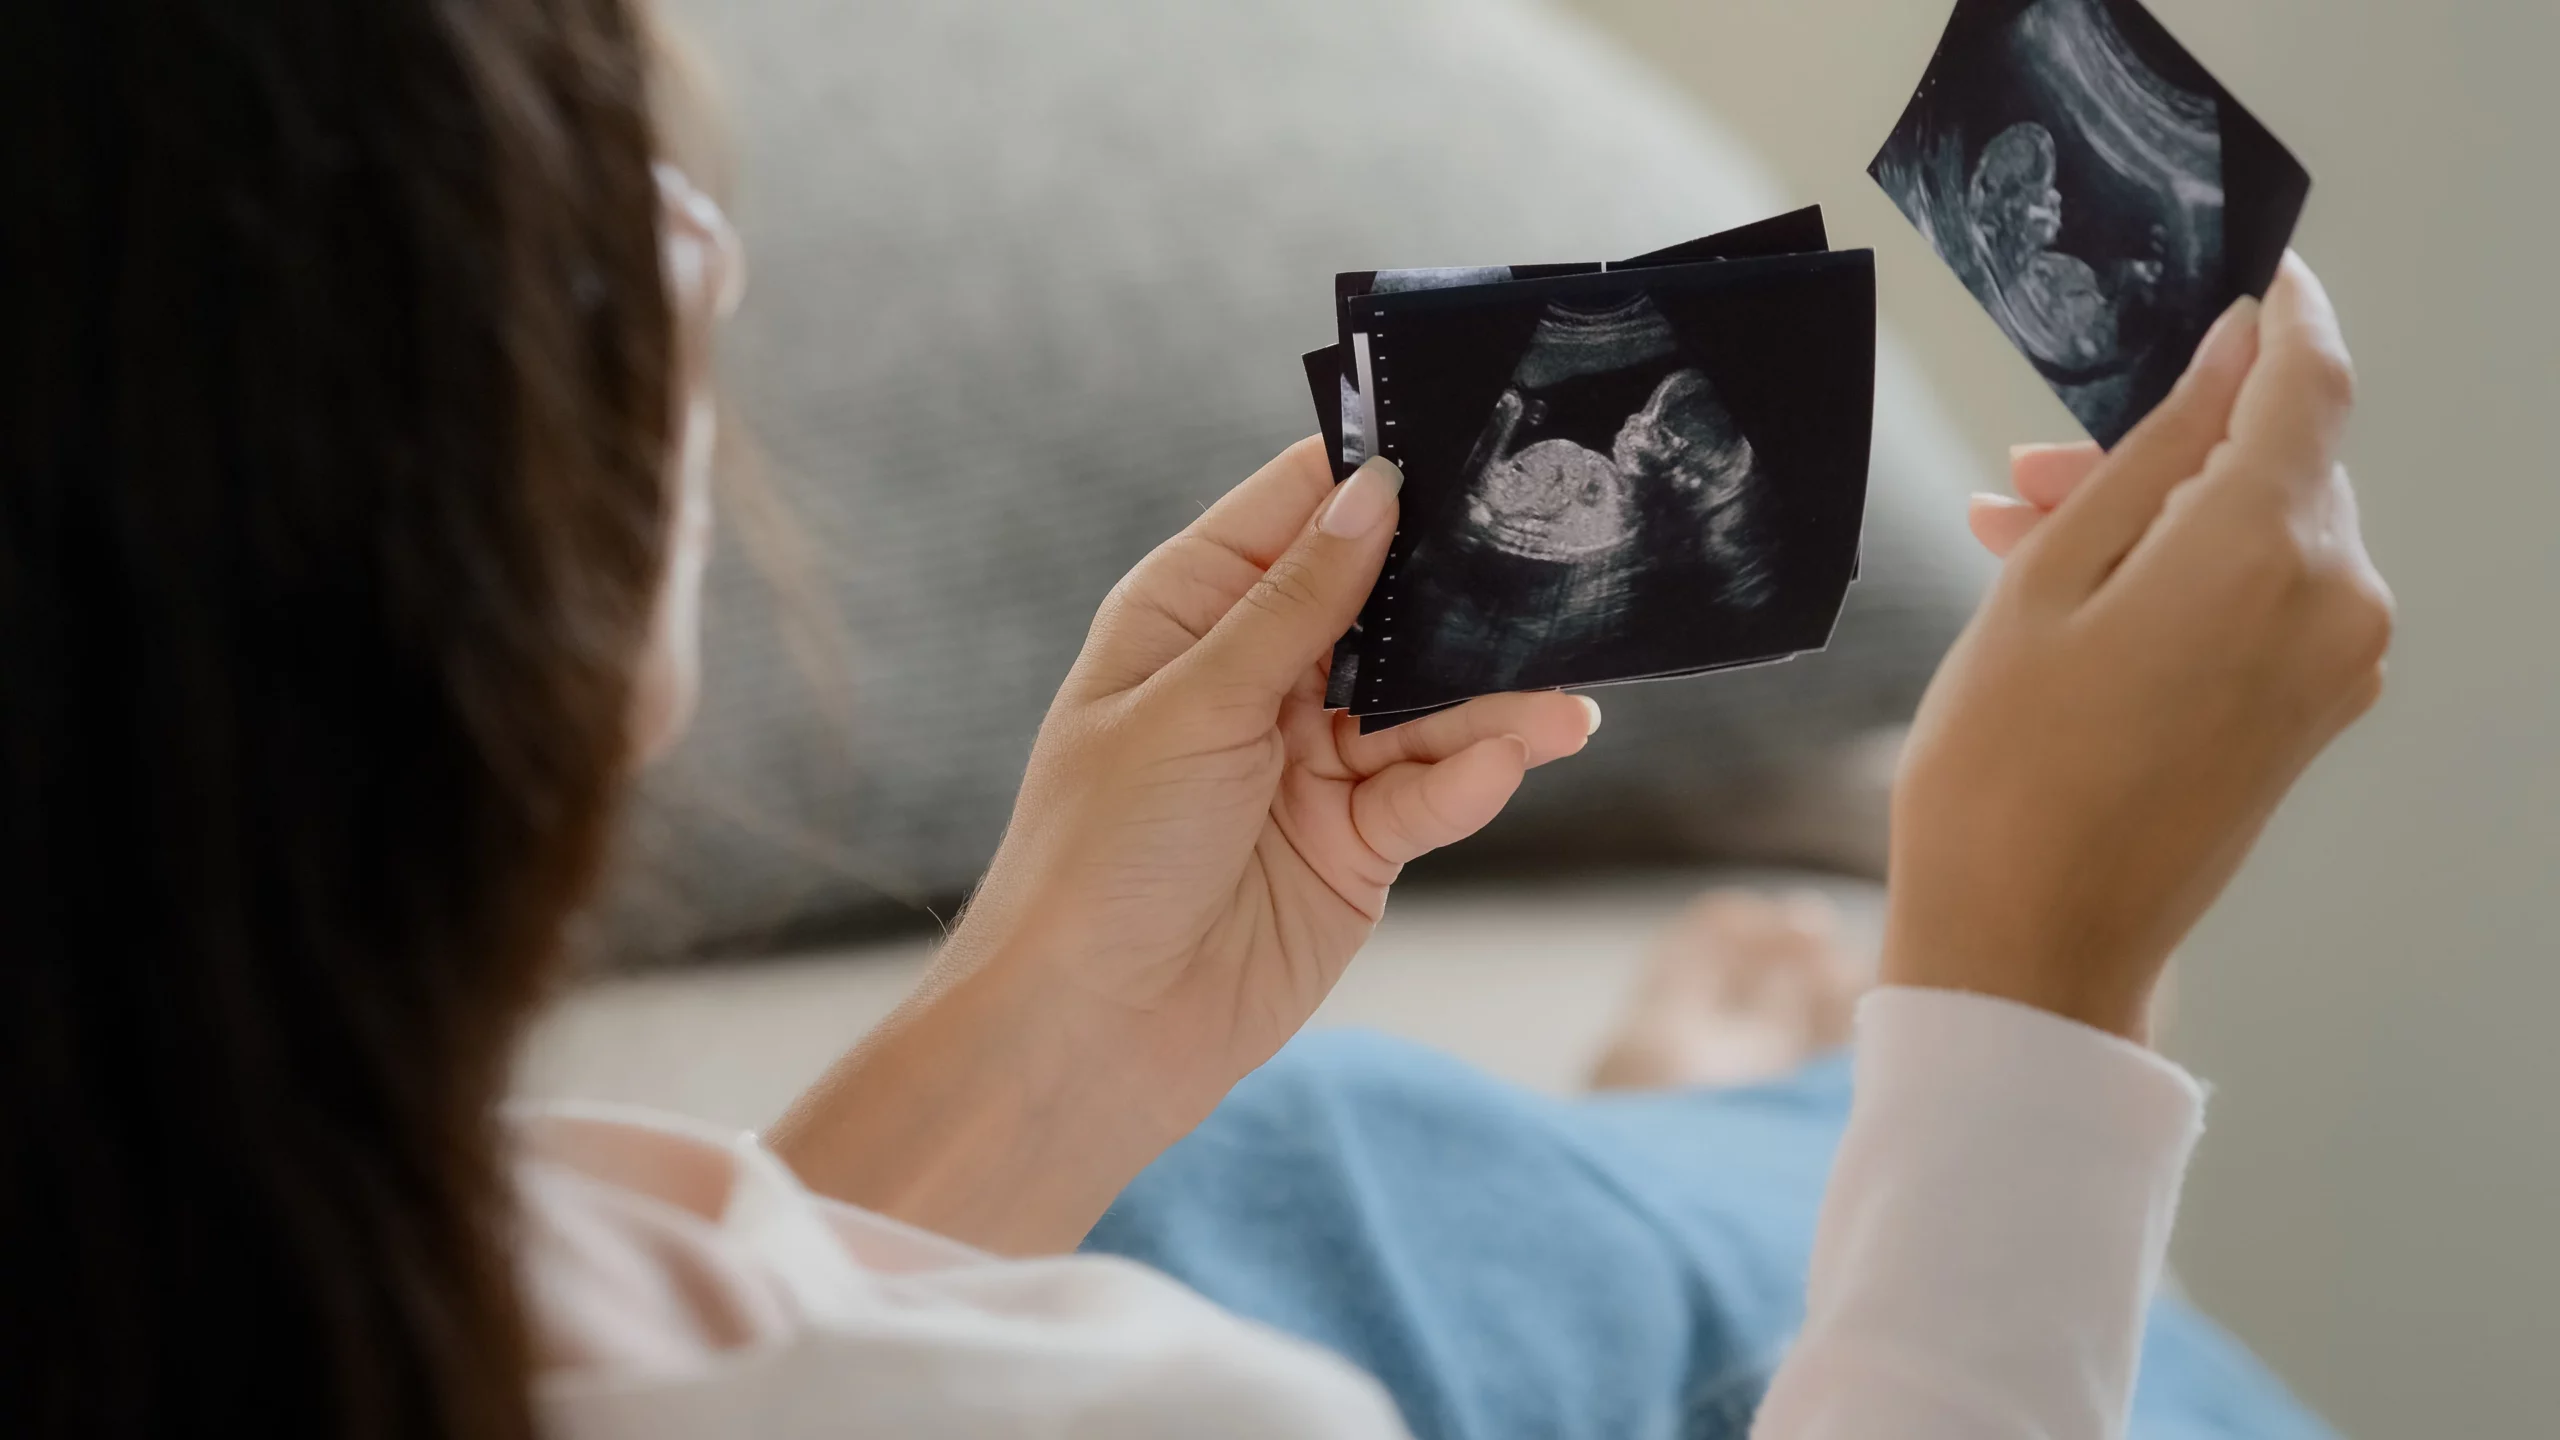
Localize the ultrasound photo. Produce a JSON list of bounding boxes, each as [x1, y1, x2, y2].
[[1316, 208, 1834, 481], [1332, 265, 1587, 478], [1871, 0, 2308, 445], [1338, 251, 1874, 719]]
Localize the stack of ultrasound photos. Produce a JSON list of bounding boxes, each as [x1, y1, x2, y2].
[[1300, 209, 1879, 731], [1301, 0, 2307, 732]]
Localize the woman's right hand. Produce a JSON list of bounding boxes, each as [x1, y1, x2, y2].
[[1884, 254, 2392, 1041]]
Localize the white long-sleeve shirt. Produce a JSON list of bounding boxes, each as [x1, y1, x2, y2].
[[526, 987, 2206, 1440]]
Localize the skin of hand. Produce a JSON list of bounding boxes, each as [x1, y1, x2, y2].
[[769, 440, 1599, 1253], [1969, 440, 2106, 558], [1886, 254, 2393, 1043]]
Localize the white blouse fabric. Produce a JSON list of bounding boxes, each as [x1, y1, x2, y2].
[[523, 986, 2206, 1440]]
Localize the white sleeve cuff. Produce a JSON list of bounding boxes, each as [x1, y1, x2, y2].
[[1853, 986, 2206, 1162], [1753, 986, 2207, 1440]]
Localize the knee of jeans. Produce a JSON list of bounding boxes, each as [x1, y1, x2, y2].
[[1246, 1028, 1469, 1108], [1104, 1030, 1485, 1241], [1219, 1028, 1547, 1155]]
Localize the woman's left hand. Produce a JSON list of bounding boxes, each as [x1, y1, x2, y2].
[[772, 440, 1596, 1252]]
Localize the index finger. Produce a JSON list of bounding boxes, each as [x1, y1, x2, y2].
[[2226, 253, 2356, 475], [1068, 437, 1342, 696], [1184, 435, 1340, 568]]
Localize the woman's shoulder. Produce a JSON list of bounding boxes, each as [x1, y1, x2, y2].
[[512, 1101, 1412, 1439]]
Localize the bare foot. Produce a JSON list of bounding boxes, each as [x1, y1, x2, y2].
[[1589, 890, 1866, 1091]]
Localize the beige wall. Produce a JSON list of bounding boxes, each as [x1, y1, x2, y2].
[[1560, 0, 2560, 1432]]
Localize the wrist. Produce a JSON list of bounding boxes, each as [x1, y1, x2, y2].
[[1879, 902, 2160, 1046], [767, 956, 1182, 1255]]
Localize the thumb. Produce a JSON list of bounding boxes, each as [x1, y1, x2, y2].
[[1176, 456, 1403, 699]]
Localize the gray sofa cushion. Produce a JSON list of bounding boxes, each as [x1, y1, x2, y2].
[[597, 0, 1991, 964]]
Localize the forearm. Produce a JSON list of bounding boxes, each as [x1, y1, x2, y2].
[[1753, 987, 2205, 1440], [766, 958, 1176, 1256]]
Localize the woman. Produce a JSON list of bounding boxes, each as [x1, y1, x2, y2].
[[3, 2, 2388, 1438]]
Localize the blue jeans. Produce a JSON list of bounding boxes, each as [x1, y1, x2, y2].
[[1085, 1029, 2334, 1440]]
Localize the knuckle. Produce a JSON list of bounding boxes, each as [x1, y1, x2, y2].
[[2277, 521, 2321, 587], [1083, 573, 1148, 651], [2354, 663, 2387, 718], [1246, 552, 1324, 619], [1101, 541, 1172, 610], [2154, 472, 2214, 529], [2304, 565, 2395, 674], [2129, 394, 2220, 462], [2299, 343, 2359, 413], [2219, 484, 2311, 587], [1162, 533, 1247, 599], [2336, 572, 2397, 668], [2330, 662, 2387, 729], [2196, 436, 2243, 480], [1099, 542, 1179, 621]]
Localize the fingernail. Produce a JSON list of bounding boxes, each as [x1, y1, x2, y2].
[[2008, 442, 2074, 463], [1319, 455, 1404, 538], [1500, 734, 1533, 766], [1970, 490, 2034, 510], [2185, 296, 2260, 382], [1574, 695, 1603, 735]]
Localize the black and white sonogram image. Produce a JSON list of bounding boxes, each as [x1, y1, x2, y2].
[[1872, 0, 2308, 446], [1319, 210, 1835, 482], [1422, 298, 1771, 691], [1343, 252, 1875, 717]]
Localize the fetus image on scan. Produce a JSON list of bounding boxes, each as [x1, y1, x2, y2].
[[1400, 294, 1772, 698], [1966, 122, 2168, 378], [1872, 0, 2225, 444]]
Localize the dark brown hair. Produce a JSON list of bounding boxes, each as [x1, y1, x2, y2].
[[1, 0, 673, 1434]]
